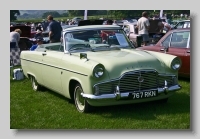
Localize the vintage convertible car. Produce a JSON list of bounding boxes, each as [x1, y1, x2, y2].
[[20, 25, 182, 113]]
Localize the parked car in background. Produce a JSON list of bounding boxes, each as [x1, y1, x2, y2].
[[20, 24, 182, 113], [115, 20, 123, 24], [122, 20, 129, 23], [122, 18, 138, 23], [137, 28, 190, 78], [122, 22, 139, 46], [62, 25, 78, 30], [170, 20, 181, 28], [131, 19, 138, 23], [172, 20, 190, 29], [72, 17, 83, 23]]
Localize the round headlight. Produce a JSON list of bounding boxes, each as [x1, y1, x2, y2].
[[171, 57, 182, 70], [93, 64, 104, 78]]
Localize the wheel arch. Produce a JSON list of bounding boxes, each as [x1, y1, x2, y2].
[[69, 79, 80, 101], [27, 73, 34, 79]]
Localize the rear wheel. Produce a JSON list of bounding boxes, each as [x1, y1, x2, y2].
[[30, 75, 42, 91], [74, 84, 93, 113]]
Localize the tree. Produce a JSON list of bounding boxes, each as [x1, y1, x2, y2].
[[10, 10, 20, 21], [61, 12, 68, 17], [42, 11, 61, 19], [67, 10, 84, 17], [96, 10, 107, 15]]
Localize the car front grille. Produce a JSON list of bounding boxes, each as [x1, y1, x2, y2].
[[94, 70, 176, 95]]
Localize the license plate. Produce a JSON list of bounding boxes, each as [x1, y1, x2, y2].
[[130, 90, 158, 99]]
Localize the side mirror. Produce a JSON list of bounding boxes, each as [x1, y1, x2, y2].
[[80, 53, 88, 61]]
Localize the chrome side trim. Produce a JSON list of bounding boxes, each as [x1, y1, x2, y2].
[[21, 58, 88, 76], [82, 84, 181, 100]]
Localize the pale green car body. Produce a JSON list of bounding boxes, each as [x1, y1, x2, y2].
[[20, 25, 182, 113]]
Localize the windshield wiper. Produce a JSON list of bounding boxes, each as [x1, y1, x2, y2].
[[110, 45, 121, 50], [92, 44, 110, 48]]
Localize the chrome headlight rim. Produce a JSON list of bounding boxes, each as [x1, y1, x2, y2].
[[93, 64, 105, 78], [171, 57, 182, 70]]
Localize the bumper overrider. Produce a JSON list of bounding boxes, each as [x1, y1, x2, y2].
[[81, 84, 182, 101]]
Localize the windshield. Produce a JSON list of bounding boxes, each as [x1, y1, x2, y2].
[[64, 29, 134, 52]]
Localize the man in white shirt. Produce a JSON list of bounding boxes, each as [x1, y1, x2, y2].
[[136, 11, 150, 46]]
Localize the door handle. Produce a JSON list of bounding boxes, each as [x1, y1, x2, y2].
[[187, 50, 190, 53], [42, 53, 47, 56], [160, 48, 164, 51]]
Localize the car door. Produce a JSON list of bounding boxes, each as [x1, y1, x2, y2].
[[41, 45, 65, 93], [168, 31, 190, 76]]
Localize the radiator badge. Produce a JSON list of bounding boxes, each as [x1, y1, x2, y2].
[[138, 76, 144, 82]]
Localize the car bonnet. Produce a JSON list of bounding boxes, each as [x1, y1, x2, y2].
[[73, 49, 167, 79]]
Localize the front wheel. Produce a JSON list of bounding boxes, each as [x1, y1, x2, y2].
[[74, 84, 93, 113]]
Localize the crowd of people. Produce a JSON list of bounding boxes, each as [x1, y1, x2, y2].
[[10, 11, 184, 50], [26, 18, 79, 33], [10, 14, 64, 50]]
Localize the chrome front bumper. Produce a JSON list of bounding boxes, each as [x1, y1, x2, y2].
[[81, 84, 182, 100]]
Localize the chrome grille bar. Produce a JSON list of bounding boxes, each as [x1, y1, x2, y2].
[[94, 70, 175, 95]]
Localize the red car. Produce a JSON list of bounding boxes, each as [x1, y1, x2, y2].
[[137, 28, 190, 78]]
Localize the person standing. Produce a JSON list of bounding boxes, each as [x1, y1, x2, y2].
[[35, 23, 43, 32], [112, 20, 118, 25], [157, 21, 171, 34], [47, 15, 62, 43], [34, 29, 43, 38], [136, 11, 150, 46], [10, 29, 22, 48]]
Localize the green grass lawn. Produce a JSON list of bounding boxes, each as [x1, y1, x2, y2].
[[10, 67, 190, 129]]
